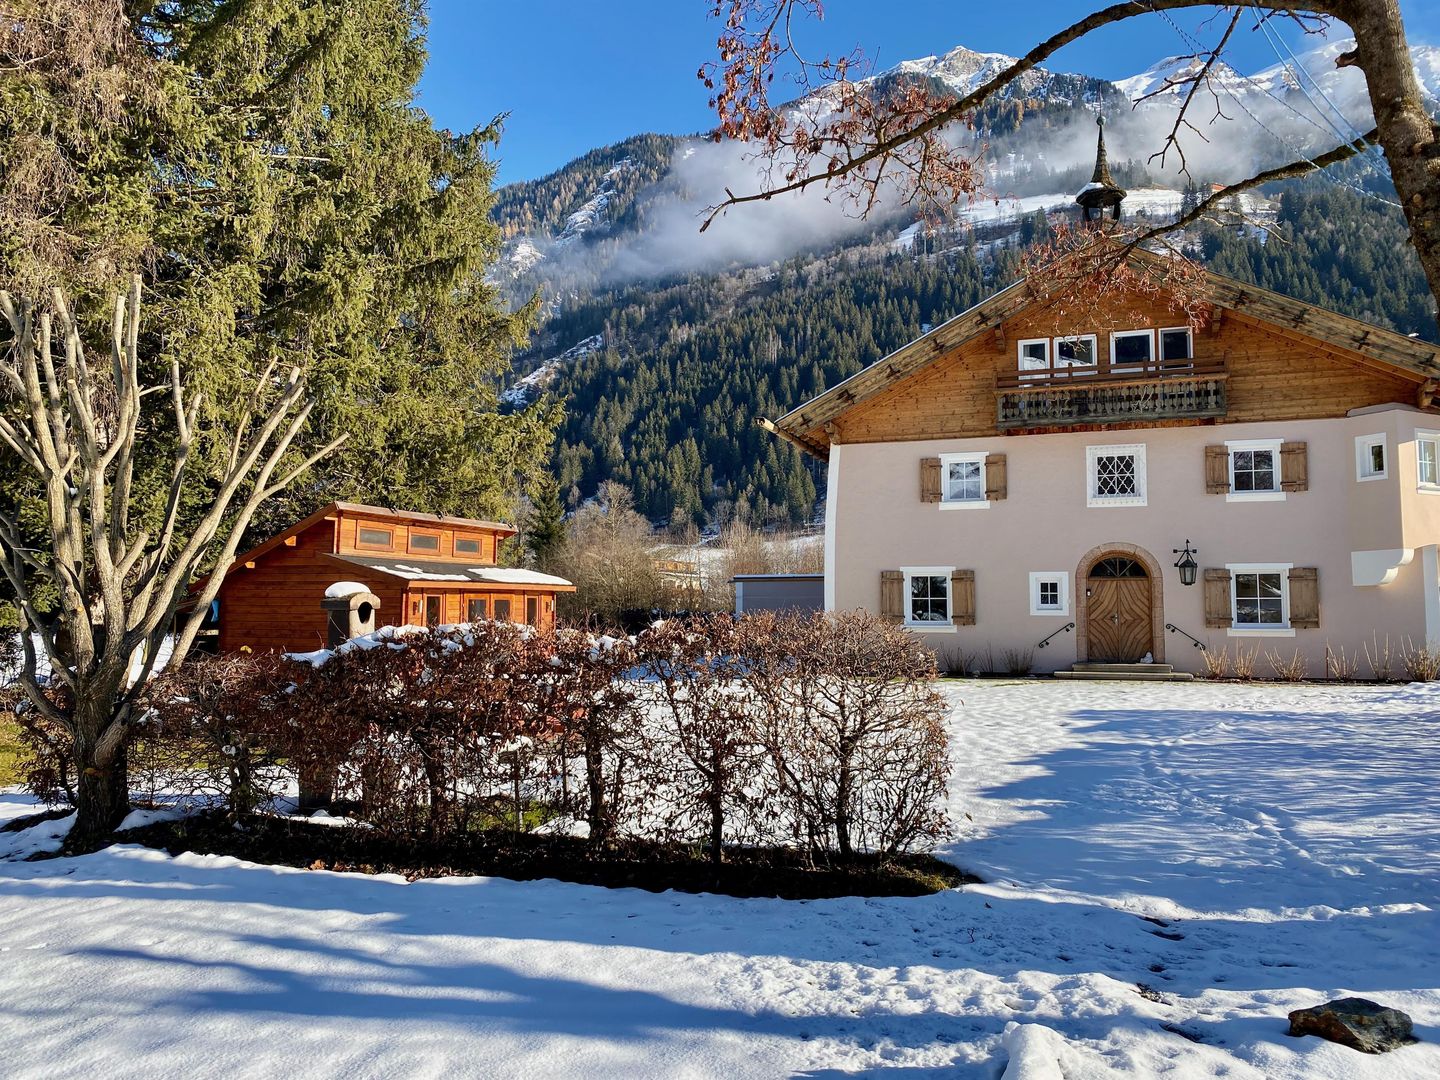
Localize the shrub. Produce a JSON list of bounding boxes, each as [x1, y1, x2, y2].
[[1265, 649, 1307, 682], [1201, 647, 1230, 680], [1400, 639, 1440, 682], [1003, 647, 1034, 676], [1364, 633, 1395, 682], [1231, 646, 1258, 681], [1324, 643, 1359, 681]]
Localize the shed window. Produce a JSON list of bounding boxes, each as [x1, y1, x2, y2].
[[467, 597, 488, 622], [455, 537, 482, 555], [494, 598, 512, 622], [526, 597, 539, 626], [408, 531, 440, 553], [357, 527, 393, 549], [424, 595, 442, 627]]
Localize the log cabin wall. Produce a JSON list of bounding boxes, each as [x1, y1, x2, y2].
[[826, 298, 1423, 445], [216, 521, 407, 654]]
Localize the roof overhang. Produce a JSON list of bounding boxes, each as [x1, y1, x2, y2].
[[327, 553, 576, 591]]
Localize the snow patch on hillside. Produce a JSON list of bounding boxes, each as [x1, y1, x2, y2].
[[502, 334, 604, 408]]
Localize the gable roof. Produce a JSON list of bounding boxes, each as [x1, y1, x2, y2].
[[765, 257, 1440, 458]]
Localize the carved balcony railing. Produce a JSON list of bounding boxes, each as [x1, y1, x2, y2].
[[995, 360, 1228, 430]]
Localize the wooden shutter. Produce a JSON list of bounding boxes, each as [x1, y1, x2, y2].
[[1205, 445, 1230, 494], [1289, 567, 1320, 628], [1281, 441, 1309, 492], [951, 569, 976, 626], [1203, 568, 1232, 628], [920, 457, 942, 503], [984, 454, 1008, 501], [880, 570, 904, 622]]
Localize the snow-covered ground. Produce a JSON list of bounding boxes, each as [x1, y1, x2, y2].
[[2, 680, 1437, 1078]]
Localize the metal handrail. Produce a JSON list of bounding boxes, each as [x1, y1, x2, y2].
[[1165, 623, 1208, 651], [1036, 622, 1075, 649]]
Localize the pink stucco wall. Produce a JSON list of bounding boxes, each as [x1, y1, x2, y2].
[[827, 404, 1440, 675]]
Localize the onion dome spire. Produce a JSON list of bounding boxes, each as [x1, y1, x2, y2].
[[1075, 114, 1126, 224]]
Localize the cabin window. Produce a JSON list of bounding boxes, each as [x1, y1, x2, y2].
[[1418, 432, 1440, 489], [1029, 572, 1069, 616], [494, 598, 512, 622], [1110, 329, 1154, 368], [1017, 338, 1050, 378], [1086, 444, 1147, 507], [357, 526, 393, 550], [1160, 327, 1193, 364], [1055, 334, 1098, 372], [938, 452, 989, 509], [467, 597, 488, 622], [1226, 439, 1284, 500], [424, 595, 442, 627], [455, 536, 482, 555], [1229, 565, 1290, 631], [902, 568, 952, 628], [526, 597, 539, 626], [408, 530, 441, 554], [1356, 434, 1388, 481]]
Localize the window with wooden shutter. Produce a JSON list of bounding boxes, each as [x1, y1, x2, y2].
[[880, 570, 904, 622], [1205, 445, 1230, 494], [1203, 568, 1232, 627], [984, 454, 1008, 501], [920, 458, 942, 503], [1288, 567, 1320, 628], [1281, 442, 1309, 492], [951, 569, 976, 626]]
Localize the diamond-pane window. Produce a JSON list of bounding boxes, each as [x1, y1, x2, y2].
[[1095, 454, 1136, 497]]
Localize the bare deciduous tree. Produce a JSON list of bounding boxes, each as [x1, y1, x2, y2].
[[700, 1, 1440, 307], [0, 277, 344, 846]]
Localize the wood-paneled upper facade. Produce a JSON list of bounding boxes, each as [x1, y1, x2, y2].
[[204, 502, 574, 655], [767, 257, 1440, 455]]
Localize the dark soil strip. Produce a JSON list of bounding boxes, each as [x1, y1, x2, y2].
[[122, 813, 979, 900]]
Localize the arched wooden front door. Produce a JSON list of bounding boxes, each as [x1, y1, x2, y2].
[[1085, 556, 1153, 662]]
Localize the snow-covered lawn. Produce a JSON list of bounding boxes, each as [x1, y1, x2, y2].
[[2, 680, 1437, 1078]]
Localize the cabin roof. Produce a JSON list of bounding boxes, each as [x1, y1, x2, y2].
[[206, 501, 520, 586], [764, 255, 1440, 458], [328, 554, 575, 590]]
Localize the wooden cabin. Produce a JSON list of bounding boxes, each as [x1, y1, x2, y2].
[[204, 502, 575, 654]]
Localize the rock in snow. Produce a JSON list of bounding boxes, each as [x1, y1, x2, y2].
[[1287, 998, 1417, 1054]]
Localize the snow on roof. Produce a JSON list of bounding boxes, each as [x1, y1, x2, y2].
[[326, 553, 573, 588], [469, 568, 574, 587], [324, 581, 372, 599]]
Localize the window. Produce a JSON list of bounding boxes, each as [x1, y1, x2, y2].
[[1159, 327, 1193, 365], [1110, 329, 1154, 368], [357, 526, 393, 550], [455, 536, 482, 555], [526, 597, 539, 626], [494, 598, 512, 622], [467, 597, 488, 622], [902, 567, 952, 629], [424, 595, 442, 627], [1017, 338, 1050, 378], [939, 452, 989, 509], [1226, 439, 1284, 501], [1029, 572, 1069, 616], [1356, 434, 1388, 481], [408, 530, 440, 554], [1086, 444, 1147, 507], [1418, 432, 1440, 490], [1228, 564, 1293, 634], [1055, 334, 1098, 372]]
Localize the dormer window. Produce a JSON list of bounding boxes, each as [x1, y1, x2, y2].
[[455, 536, 482, 555], [408, 530, 441, 554], [357, 526, 393, 550]]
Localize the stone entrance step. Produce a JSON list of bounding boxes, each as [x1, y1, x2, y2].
[[1055, 662, 1195, 683]]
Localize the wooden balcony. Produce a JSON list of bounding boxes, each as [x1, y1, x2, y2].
[[995, 359, 1228, 431]]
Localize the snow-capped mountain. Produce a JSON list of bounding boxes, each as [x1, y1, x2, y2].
[[884, 45, 1090, 101]]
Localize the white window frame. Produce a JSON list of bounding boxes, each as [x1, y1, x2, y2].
[[901, 566, 956, 633], [1017, 338, 1051, 380], [1086, 443, 1147, 508], [1356, 433, 1388, 481], [1225, 438, 1285, 503], [1226, 562, 1295, 637], [938, 451, 990, 510], [1054, 334, 1099, 373], [1158, 325, 1193, 365], [1417, 430, 1440, 493], [1029, 571, 1070, 616], [1109, 329, 1155, 369]]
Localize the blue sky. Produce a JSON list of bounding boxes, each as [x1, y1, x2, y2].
[[419, 1, 1439, 186]]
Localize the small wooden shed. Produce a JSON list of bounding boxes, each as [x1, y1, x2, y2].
[[202, 502, 575, 654]]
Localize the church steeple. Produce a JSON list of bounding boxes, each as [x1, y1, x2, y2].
[[1075, 114, 1126, 224]]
